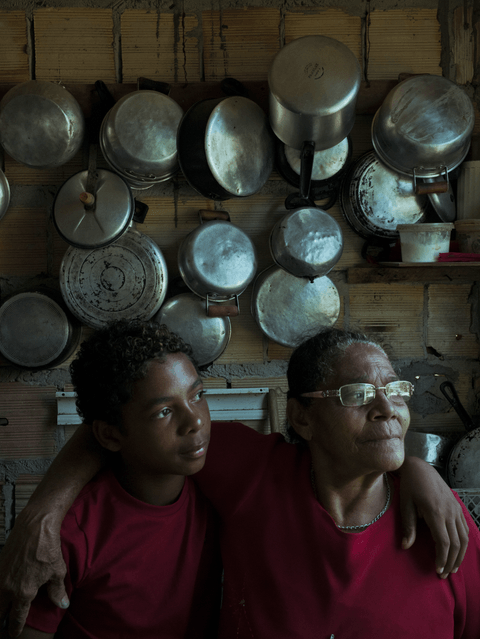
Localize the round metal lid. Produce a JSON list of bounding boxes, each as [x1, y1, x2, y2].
[[60, 228, 168, 329], [0, 169, 10, 221], [0, 292, 70, 367], [53, 169, 134, 249], [205, 96, 274, 196], [100, 90, 183, 178], [251, 266, 340, 348], [284, 137, 350, 181], [270, 208, 343, 279], [153, 293, 231, 367], [423, 177, 456, 223], [268, 36, 361, 117], [0, 80, 85, 169]]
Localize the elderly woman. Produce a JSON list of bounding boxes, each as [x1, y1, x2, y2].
[[0, 327, 475, 638]]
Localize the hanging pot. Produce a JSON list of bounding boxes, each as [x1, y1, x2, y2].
[[251, 265, 340, 348], [59, 227, 168, 329], [0, 168, 10, 221], [269, 206, 343, 280], [0, 287, 81, 368], [339, 151, 428, 240], [0, 80, 85, 169], [153, 293, 231, 368], [372, 74, 475, 194], [99, 81, 183, 190], [178, 210, 257, 316], [440, 380, 480, 488], [177, 80, 274, 200]]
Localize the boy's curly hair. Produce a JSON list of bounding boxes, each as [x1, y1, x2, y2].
[[70, 319, 196, 429]]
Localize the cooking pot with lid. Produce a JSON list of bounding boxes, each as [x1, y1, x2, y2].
[[0, 80, 85, 169]]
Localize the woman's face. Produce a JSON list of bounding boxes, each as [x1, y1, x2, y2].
[[302, 343, 410, 479]]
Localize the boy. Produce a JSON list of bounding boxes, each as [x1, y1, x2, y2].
[[20, 320, 221, 639]]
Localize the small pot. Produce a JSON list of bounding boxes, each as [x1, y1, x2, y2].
[[0, 168, 10, 221], [153, 293, 231, 368], [251, 265, 340, 348], [269, 207, 343, 280], [178, 210, 257, 314], [0, 80, 85, 169]]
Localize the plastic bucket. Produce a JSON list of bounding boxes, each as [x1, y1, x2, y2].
[[397, 223, 453, 262], [457, 161, 480, 220], [454, 219, 480, 253]]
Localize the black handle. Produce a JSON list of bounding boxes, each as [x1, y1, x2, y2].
[[133, 200, 149, 224], [299, 141, 315, 201], [220, 77, 249, 97], [0, 418, 8, 426], [439, 381, 477, 432], [137, 77, 171, 95]]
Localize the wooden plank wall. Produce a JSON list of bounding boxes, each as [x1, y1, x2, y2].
[[0, 4, 479, 536]]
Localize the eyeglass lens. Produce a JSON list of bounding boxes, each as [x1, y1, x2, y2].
[[340, 381, 413, 406]]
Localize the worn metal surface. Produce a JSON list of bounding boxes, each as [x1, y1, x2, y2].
[[0, 169, 10, 221], [284, 136, 350, 181]]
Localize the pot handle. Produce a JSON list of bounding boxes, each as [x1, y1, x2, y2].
[[133, 200, 149, 224], [206, 294, 240, 317], [199, 209, 230, 223], [137, 77, 171, 96], [220, 77, 249, 98], [439, 381, 477, 432], [416, 181, 449, 195]]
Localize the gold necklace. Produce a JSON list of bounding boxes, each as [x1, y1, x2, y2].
[[310, 468, 391, 530]]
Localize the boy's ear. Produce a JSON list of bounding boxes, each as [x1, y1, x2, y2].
[[286, 397, 313, 442], [92, 419, 124, 452]]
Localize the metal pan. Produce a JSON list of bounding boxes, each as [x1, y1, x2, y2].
[[440, 380, 480, 487]]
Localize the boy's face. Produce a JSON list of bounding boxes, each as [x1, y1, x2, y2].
[[117, 352, 211, 478]]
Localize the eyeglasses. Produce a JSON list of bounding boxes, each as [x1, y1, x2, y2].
[[300, 380, 414, 407]]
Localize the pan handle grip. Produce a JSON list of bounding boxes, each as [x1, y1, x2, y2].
[[198, 209, 230, 222], [416, 181, 449, 195], [206, 305, 239, 317], [439, 381, 477, 432]]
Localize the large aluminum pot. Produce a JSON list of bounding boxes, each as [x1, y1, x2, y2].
[[251, 266, 340, 348], [269, 207, 343, 280], [99, 90, 183, 190], [268, 35, 361, 151], [372, 74, 475, 184], [0, 80, 85, 169], [178, 210, 257, 313], [339, 151, 428, 240], [0, 168, 10, 221]]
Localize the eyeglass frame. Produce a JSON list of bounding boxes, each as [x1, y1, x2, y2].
[[300, 380, 414, 407]]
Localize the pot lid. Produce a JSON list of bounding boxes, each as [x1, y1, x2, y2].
[[0, 292, 70, 367], [53, 169, 134, 249], [100, 90, 183, 179], [0, 169, 10, 221], [270, 207, 343, 279], [251, 266, 340, 348], [0, 80, 85, 169], [268, 36, 361, 118], [60, 228, 168, 329], [178, 220, 257, 301], [205, 96, 274, 197], [422, 177, 456, 223], [284, 137, 350, 182], [153, 293, 231, 367]]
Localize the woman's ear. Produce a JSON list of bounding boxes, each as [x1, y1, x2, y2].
[[92, 420, 124, 452], [286, 398, 313, 442]]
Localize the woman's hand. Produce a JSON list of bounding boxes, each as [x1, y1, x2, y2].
[[399, 456, 469, 578], [0, 507, 69, 638]]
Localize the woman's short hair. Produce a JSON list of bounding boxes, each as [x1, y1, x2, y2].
[[70, 319, 196, 429], [285, 327, 386, 443]]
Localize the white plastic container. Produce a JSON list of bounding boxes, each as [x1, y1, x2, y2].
[[454, 219, 480, 253], [397, 223, 453, 262], [457, 161, 480, 220]]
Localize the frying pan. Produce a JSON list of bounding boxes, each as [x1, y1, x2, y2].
[[440, 380, 480, 487]]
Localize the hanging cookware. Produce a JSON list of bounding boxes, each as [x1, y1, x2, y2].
[[440, 380, 480, 488], [404, 430, 454, 474], [0, 168, 10, 221], [153, 293, 231, 368], [422, 176, 456, 223], [251, 265, 340, 348], [177, 81, 274, 200], [371, 74, 475, 194], [269, 206, 343, 281], [99, 83, 183, 190], [178, 210, 257, 316], [59, 227, 168, 329], [339, 151, 428, 240], [268, 35, 361, 151], [0, 287, 81, 368], [0, 80, 85, 169], [52, 168, 148, 249]]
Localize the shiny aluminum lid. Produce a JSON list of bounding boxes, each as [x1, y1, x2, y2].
[[0, 169, 10, 221], [251, 266, 340, 348], [270, 208, 343, 279], [284, 137, 350, 181], [60, 228, 168, 329], [205, 96, 274, 196], [53, 169, 134, 249], [153, 293, 231, 367], [0, 292, 70, 367]]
